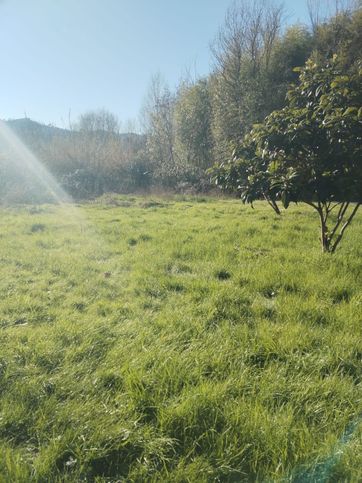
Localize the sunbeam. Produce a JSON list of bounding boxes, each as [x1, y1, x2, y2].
[[0, 120, 70, 204], [0, 119, 109, 264]]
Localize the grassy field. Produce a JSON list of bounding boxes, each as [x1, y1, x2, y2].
[[0, 195, 361, 482]]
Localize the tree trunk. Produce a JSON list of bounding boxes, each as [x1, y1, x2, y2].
[[264, 194, 281, 215], [318, 205, 330, 252]]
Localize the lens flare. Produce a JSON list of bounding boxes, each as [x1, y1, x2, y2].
[[0, 120, 106, 257], [0, 120, 70, 203]]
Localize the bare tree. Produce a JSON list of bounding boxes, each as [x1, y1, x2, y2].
[[211, 0, 283, 75], [77, 109, 119, 134], [210, 0, 284, 159], [142, 74, 178, 177], [307, 0, 358, 31]]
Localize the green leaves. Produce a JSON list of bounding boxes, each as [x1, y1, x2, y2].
[[343, 107, 358, 116], [258, 58, 360, 204], [212, 55, 362, 250]]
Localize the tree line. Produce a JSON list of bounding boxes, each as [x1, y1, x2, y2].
[[211, 0, 361, 252], [144, 0, 361, 188], [1, 0, 361, 205]]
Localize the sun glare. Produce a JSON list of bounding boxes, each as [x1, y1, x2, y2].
[[0, 120, 70, 204]]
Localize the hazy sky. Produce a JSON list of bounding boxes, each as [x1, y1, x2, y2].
[[0, 0, 313, 128]]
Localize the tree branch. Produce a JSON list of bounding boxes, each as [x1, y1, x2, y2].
[[330, 203, 360, 253], [263, 193, 281, 215], [304, 200, 319, 210], [329, 201, 349, 242], [329, 202, 340, 213]]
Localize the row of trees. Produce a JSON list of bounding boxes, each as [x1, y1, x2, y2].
[[143, 0, 361, 193], [1, 111, 148, 202], [1, 0, 362, 242]]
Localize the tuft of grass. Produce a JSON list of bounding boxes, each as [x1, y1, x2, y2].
[[30, 223, 46, 233], [215, 269, 232, 281]]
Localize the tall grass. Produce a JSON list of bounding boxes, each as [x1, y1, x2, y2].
[[0, 196, 361, 481]]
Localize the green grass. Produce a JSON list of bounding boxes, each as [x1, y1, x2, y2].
[[0, 195, 361, 482]]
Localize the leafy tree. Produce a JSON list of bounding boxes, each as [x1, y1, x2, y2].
[[174, 79, 214, 169], [313, 6, 362, 66], [268, 25, 313, 104], [212, 57, 362, 252]]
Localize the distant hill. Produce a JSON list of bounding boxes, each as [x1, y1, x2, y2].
[[3, 118, 144, 144], [5, 118, 69, 140]]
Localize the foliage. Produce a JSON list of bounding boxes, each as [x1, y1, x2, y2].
[[212, 56, 362, 252], [313, 7, 362, 66], [174, 79, 214, 169], [142, 75, 178, 183], [269, 24, 314, 102]]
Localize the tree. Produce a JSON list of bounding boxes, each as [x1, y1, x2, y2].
[[77, 109, 120, 134], [307, 0, 358, 33], [313, 6, 362, 74], [268, 25, 313, 104], [212, 56, 362, 252], [210, 0, 284, 161], [174, 78, 214, 169], [70, 109, 122, 195], [142, 74, 179, 186]]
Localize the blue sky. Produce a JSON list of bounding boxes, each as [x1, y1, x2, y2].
[[0, 0, 313, 128]]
